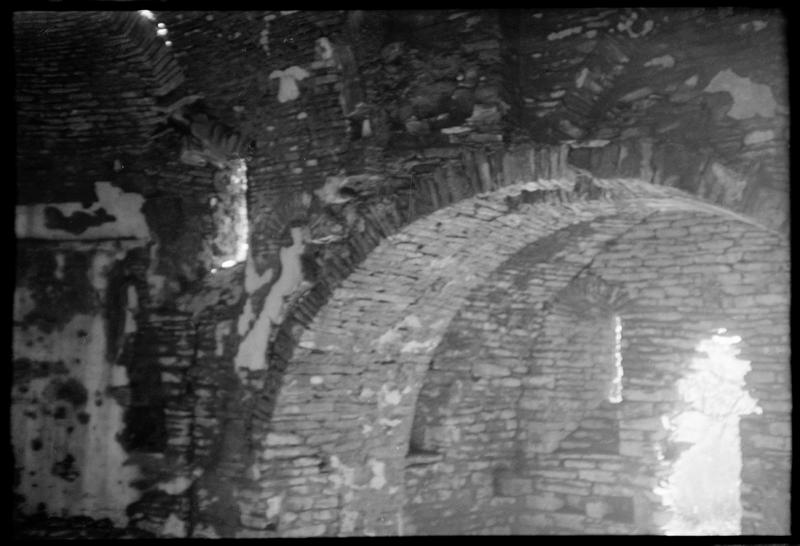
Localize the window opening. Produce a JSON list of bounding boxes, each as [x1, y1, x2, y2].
[[608, 313, 623, 403], [656, 328, 761, 535]]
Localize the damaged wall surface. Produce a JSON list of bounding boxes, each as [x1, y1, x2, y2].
[[14, 8, 789, 538]]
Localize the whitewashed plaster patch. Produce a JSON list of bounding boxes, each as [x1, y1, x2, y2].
[[547, 26, 582, 40], [215, 320, 232, 356], [16, 182, 150, 241], [266, 495, 283, 519], [368, 459, 387, 489], [703, 69, 779, 119], [162, 513, 187, 537], [644, 54, 675, 69], [379, 417, 402, 428], [400, 338, 439, 354], [617, 12, 653, 38], [695, 161, 749, 210], [54, 253, 65, 280], [12, 312, 141, 525], [744, 129, 775, 145], [234, 227, 306, 373], [14, 286, 36, 321], [123, 285, 138, 335], [259, 14, 276, 55], [157, 475, 194, 495], [269, 66, 311, 103], [315, 37, 334, 60], [379, 384, 403, 406], [575, 67, 590, 88]]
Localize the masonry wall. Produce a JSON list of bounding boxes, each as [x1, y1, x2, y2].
[[13, 8, 789, 538], [402, 210, 789, 534]]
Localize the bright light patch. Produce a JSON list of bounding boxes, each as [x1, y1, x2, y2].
[[157, 22, 166, 28], [230, 160, 249, 265], [165, 41, 173, 47], [138, 10, 155, 20], [658, 330, 760, 535], [608, 314, 623, 403], [210, 159, 249, 271], [157, 28, 168, 37]]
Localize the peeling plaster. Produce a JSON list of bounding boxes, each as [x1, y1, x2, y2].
[[16, 182, 149, 241], [341, 509, 359, 533], [740, 20, 768, 32], [547, 26, 582, 41], [14, 286, 36, 322], [244, 254, 274, 294], [266, 495, 283, 519], [568, 139, 611, 148], [368, 459, 387, 489], [400, 338, 438, 354], [315, 37, 334, 60], [54, 253, 65, 280], [639, 139, 654, 183], [259, 14, 276, 55], [234, 227, 306, 373], [215, 320, 232, 356], [237, 299, 256, 336], [145, 243, 167, 306], [379, 417, 402, 428], [379, 384, 403, 406], [744, 129, 775, 145], [315, 175, 355, 205], [12, 312, 141, 524], [617, 12, 653, 38], [703, 69, 779, 119], [157, 474, 194, 495], [644, 55, 675, 69], [575, 67, 589, 89], [162, 513, 187, 537], [123, 285, 138, 335], [193, 524, 221, 538], [702, 162, 748, 207], [376, 315, 424, 351], [269, 66, 310, 103]]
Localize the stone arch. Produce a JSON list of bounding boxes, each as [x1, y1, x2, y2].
[[397, 200, 788, 535], [255, 164, 783, 536]]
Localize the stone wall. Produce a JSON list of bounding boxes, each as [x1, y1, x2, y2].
[[401, 209, 788, 534], [520, 8, 788, 231], [14, 8, 789, 538]]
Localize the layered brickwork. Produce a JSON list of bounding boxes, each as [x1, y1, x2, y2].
[[259, 172, 769, 536], [588, 213, 790, 534], [399, 209, 788, 535], [522, 8, 788, 231], [15, 12, 183, 204], [13, 8, 789, 538], [13, 241, 146, 527], [404, 223, 636, 535]]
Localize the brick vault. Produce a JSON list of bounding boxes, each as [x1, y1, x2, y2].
[[13, 8, 789, 537]]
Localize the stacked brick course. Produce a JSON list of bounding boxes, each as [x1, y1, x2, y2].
[[13, 8, 788, 538]]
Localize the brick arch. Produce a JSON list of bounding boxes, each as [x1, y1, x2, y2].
[[399, 203, 788, 535], [260, 138, 777, 430], [256, 170, 779, 536]]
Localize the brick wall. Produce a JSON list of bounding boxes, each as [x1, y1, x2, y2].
[[401, 209, 788, 534], [14, 8, 789, 538]]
